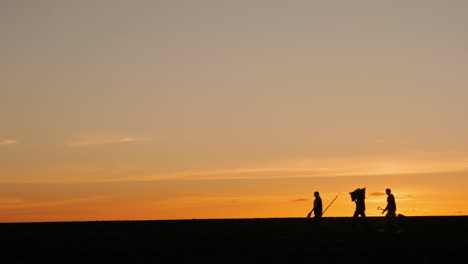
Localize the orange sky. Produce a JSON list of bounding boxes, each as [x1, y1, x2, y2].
[[1, 0, 468, 222]]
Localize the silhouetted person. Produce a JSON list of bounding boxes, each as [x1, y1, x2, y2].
[[350, 188, 368, 229], [307, 191, 322, 224], [382, 188, 400, 233]]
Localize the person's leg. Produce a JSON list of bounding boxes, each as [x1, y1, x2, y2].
[[383, 212, 391, 231], [315, 215, 322, 225], [352, 211, 359, 228], [360, 211, 368, 224], [390, 211, 400, 233]]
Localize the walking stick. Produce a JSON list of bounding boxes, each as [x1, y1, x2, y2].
[[322, 194, 339, 216]]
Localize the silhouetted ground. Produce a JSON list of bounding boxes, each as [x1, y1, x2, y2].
[[1, 216, 467, 263]]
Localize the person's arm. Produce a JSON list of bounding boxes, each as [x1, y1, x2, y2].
[[382, 201, 388, 214], [307, 204, 315, 218], [307, 208, 315, 218]]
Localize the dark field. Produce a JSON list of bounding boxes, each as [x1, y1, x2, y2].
[[1, 216, 467, 263]]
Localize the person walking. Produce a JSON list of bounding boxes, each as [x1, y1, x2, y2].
[[307, 191, 323, 224], [351, 188, 368, 229], [382, 188, 401, 233]]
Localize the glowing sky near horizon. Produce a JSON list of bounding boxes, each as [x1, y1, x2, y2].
[[1, 0, 468, 222]]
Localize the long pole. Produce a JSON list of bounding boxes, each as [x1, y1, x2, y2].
[[322, 195, 339, 216]]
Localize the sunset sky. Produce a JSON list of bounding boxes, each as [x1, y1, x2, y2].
[[1, 0, 468, 222]]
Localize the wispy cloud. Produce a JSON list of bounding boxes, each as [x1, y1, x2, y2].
[[367, 198, 415, 203], [15, 166, 468, 185], [291, 198, 309, 203], [369, 193, 415, 199], [68, 136, 152, 148], [0, 196, 112, 210], [0, 139, 17, 145]]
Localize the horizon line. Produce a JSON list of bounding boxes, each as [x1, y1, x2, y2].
[[1, 215, 467, 224]]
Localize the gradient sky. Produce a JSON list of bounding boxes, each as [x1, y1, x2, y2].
[[1, 0, 468, 222]]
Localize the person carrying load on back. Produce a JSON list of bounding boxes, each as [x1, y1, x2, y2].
[[350, 187, 368, 229]]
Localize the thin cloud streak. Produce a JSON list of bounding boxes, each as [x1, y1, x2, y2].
[[291, 198, 309, 203], [7, 167, 468, 185], [2, 158, 468, 184], [0, 139, 17, 145], [0, 196, 112, 210], [367, 198, 415, 202], [68, 136, 152, 148], [369, 192, 386, 196]]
